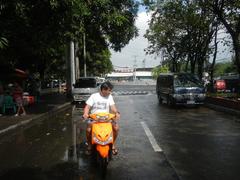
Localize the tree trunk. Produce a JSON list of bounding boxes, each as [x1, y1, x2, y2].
[[232, 34, 240, 74], [210, 24, 218, 92], [198, 60, 204, 79], [190, 56, 196, 74], [212, 3, 240, 74], [185, 58, 189, 72]]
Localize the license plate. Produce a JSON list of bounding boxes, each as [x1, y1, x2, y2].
[[187, 100, 195, 104]]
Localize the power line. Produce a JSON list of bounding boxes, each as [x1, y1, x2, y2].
[[216, 57, 232, 62]]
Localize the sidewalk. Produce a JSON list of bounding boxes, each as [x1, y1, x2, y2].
[[0, 93, 71, 134]]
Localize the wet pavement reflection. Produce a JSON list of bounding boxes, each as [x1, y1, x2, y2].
[[0, 98, 179, 180], [0, 106, 109, 180], [0, 108, 76, 179]]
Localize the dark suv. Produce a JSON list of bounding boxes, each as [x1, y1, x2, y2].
[[156, 73, 206, 106]]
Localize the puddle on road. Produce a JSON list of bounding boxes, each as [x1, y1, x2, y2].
[[0, 106, 104, 180]]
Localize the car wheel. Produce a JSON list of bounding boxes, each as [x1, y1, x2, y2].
[[157, 93, 163, 104], [167, 96, 175, 107]]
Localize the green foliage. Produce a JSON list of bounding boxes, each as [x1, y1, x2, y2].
[[0, 37, 8, 49], [151, 65, 169, 79], [200, 0, 240, 74], [144, 0, 215, 76], [0, 0, 139, 79], [214, 61, 237, 77]]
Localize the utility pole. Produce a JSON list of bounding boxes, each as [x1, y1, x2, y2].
[[70, 41, 75, 91], [83, 32, 87, 77], [142, 58, 146, 68], [66, 40, 75, 97], [133, 55, 137, 81], [75, 42, 80, 79]]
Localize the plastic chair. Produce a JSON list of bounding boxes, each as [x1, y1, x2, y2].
[[2, 95, 17, 114]]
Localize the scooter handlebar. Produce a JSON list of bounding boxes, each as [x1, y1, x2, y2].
[[88, 113, 116, 121]]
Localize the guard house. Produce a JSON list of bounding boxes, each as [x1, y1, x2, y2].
[[106, 67, 153, 81], [106, 72, 133, 81]]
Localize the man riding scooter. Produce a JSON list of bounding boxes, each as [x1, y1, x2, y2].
[[83, 81, 120, 155]]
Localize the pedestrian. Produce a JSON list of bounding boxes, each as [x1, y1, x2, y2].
[[12, 82, 26, 116], [83, 81, 120, 155]]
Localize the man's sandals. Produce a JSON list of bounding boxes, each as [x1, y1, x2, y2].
[[85, 146, 92, 155], [112, 147, 118, 155]]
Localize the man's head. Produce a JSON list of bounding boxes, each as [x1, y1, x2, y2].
[[100, 81, 113, 97]]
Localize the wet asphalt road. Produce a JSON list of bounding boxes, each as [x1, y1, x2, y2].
[[0, 84, 240, 180]]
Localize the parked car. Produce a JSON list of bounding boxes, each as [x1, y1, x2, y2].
[[214, 79, 226, 92], [72, 77, 99, 104], [156, 73, 206, 106], [214, 74, 240, 93], [96, 77, 106, 86]]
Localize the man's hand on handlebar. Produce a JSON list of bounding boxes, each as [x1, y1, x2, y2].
[[115, 112, 120, 120], [83, 113, 89, 120]]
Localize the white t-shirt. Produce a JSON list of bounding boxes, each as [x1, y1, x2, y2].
[[86, 92, 115, 114]]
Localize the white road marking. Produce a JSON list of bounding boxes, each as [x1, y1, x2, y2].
[[141, 121, 163, 152]]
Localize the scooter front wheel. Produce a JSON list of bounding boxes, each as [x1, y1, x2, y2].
[[97, 152, 109, 173], [101, 157, 108, 172]]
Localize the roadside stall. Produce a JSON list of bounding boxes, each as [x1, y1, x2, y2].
[[0, 65, 35, 107]]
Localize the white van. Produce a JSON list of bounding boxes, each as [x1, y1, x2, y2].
[[72, 77, 99, 103]]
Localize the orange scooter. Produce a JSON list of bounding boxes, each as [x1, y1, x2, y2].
[[89, 112, 116, 171]]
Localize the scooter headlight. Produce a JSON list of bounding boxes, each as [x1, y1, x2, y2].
[[93, 133, 113, 145], [98, 115, 109, 121]]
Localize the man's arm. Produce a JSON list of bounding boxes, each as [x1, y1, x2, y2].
[[83, 104, 91, 119], [110, 104, 120, 120]]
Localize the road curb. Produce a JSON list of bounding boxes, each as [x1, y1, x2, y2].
[[205, 103, 240, 117], [0, 102, 71, 135]]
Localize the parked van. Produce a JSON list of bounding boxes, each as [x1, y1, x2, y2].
[[156, 73, 206, 106], [72, 77, 99, 103]]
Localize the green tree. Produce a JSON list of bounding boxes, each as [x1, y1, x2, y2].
[[144, 0, 216, 79], [0, 0, 76, 78], [78, 28, 113, 76], [77, 0, 139, 76], [200, 0, 240, 74], [0, 37, 7, 49], [151, 65, 169, 79], [0, 0, 139, 79], [214, 61, 237, 77]]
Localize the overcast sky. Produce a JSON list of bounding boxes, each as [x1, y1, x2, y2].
[[110, 11, 160, 69], [110, 7, 233, 69]]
